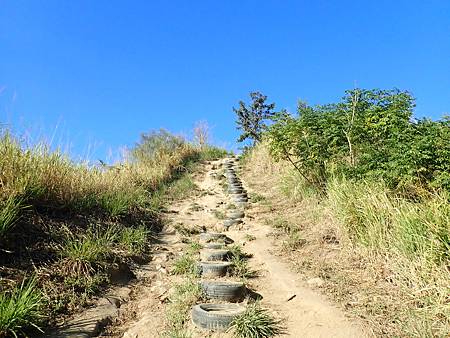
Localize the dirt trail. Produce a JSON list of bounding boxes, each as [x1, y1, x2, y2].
[[113, 160, 369, 338]]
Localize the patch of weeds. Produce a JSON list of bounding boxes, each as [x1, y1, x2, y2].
[[282, 231, 306, 251], [164, 279, 202, 336], [168, 175, 196, 200], [99, 191, 136, 216], [249, 193, 266, 203], [186, 241, 203, 255], [161, 329, 192, 338], [59, 227, 115, 277], [188, 202, 202, 212], [226, 203, 237, 210], [244, 234, 256, 242], [171, 254, 199, 276], [0, 277, 44, 338], [213, 209, 226, 220], [198, 146, 228, 161], [229, 245, 256, 280], [230, 244, 253, 260], [63, 273, 108, 307], [267, 217, 294, 233], [173, 223, 201, 236], [119, 225, 149, 254], [229, 302, 284, 338]]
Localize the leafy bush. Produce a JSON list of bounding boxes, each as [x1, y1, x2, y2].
[[198, 145, 228, 161], [267, 89, 450, 192], [132, 129, 186, 163], [234, 92, 276, 145]]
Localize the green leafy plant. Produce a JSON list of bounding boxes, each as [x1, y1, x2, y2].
[[229, 245, 256, 279], [234, 92, 276, 145], [244, 234, 256, 242], [164, 279, 202, 337], [267, 89, 450, 192]]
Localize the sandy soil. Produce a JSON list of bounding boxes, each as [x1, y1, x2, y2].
[[111, 159, 369, 338]]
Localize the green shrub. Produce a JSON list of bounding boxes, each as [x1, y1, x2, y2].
[[230, 245, 256, 280], [267, 88, 450, 192]]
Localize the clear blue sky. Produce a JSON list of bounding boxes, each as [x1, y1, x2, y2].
[[1, 0, 449, 160]]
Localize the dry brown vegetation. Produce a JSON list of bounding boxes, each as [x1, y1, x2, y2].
[[0, 129, 227, 337], [242, 144, 449, 337]]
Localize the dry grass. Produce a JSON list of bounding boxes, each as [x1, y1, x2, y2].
[[0, 132, 198, 218], [242, 143, 450, 337], [0, 129, 226, 336]]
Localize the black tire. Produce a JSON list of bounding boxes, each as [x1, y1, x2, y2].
[[199, 232, 225, 242], [228, 210, 245, 219], [198, 261, 232, 277], [204, 242, 225, 249], [192, 303, 246, 331], [200, 281, 246, 302], [224, 218, 243, 228], [200, 232, 234, 244], [235, 201, 247, 208], [200, 233, 234, 244], [200, 249, 231, 261], [231, 192, 247, 198]]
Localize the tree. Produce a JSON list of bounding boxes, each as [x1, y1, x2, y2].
[[234, 91, 275, 145]]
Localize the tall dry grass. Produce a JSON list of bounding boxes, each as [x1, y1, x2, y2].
[[0, 128, 226, 337], [0, 131, 198, 225], [242, 143, 450, 337]]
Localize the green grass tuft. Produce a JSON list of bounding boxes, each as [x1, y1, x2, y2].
[[164, 279, 202, 337], [229, 302, 284, 338], [171, 254, 198, 276], [119, 225, 149, 254], [0, 195, 25, 237], [229, 245, 256, 280], [59, 228, 115, 277], [0, 278, 44, 338]]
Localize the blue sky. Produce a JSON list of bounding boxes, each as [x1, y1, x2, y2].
[[1, 0, 449, 160]]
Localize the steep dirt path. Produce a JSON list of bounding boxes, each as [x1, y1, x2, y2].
[[227, 224, 368, 337], [110, 159, 369, 338]]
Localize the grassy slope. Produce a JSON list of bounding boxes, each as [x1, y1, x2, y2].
[[242, 144, 449, 337], [0, 131, 227, 338]]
